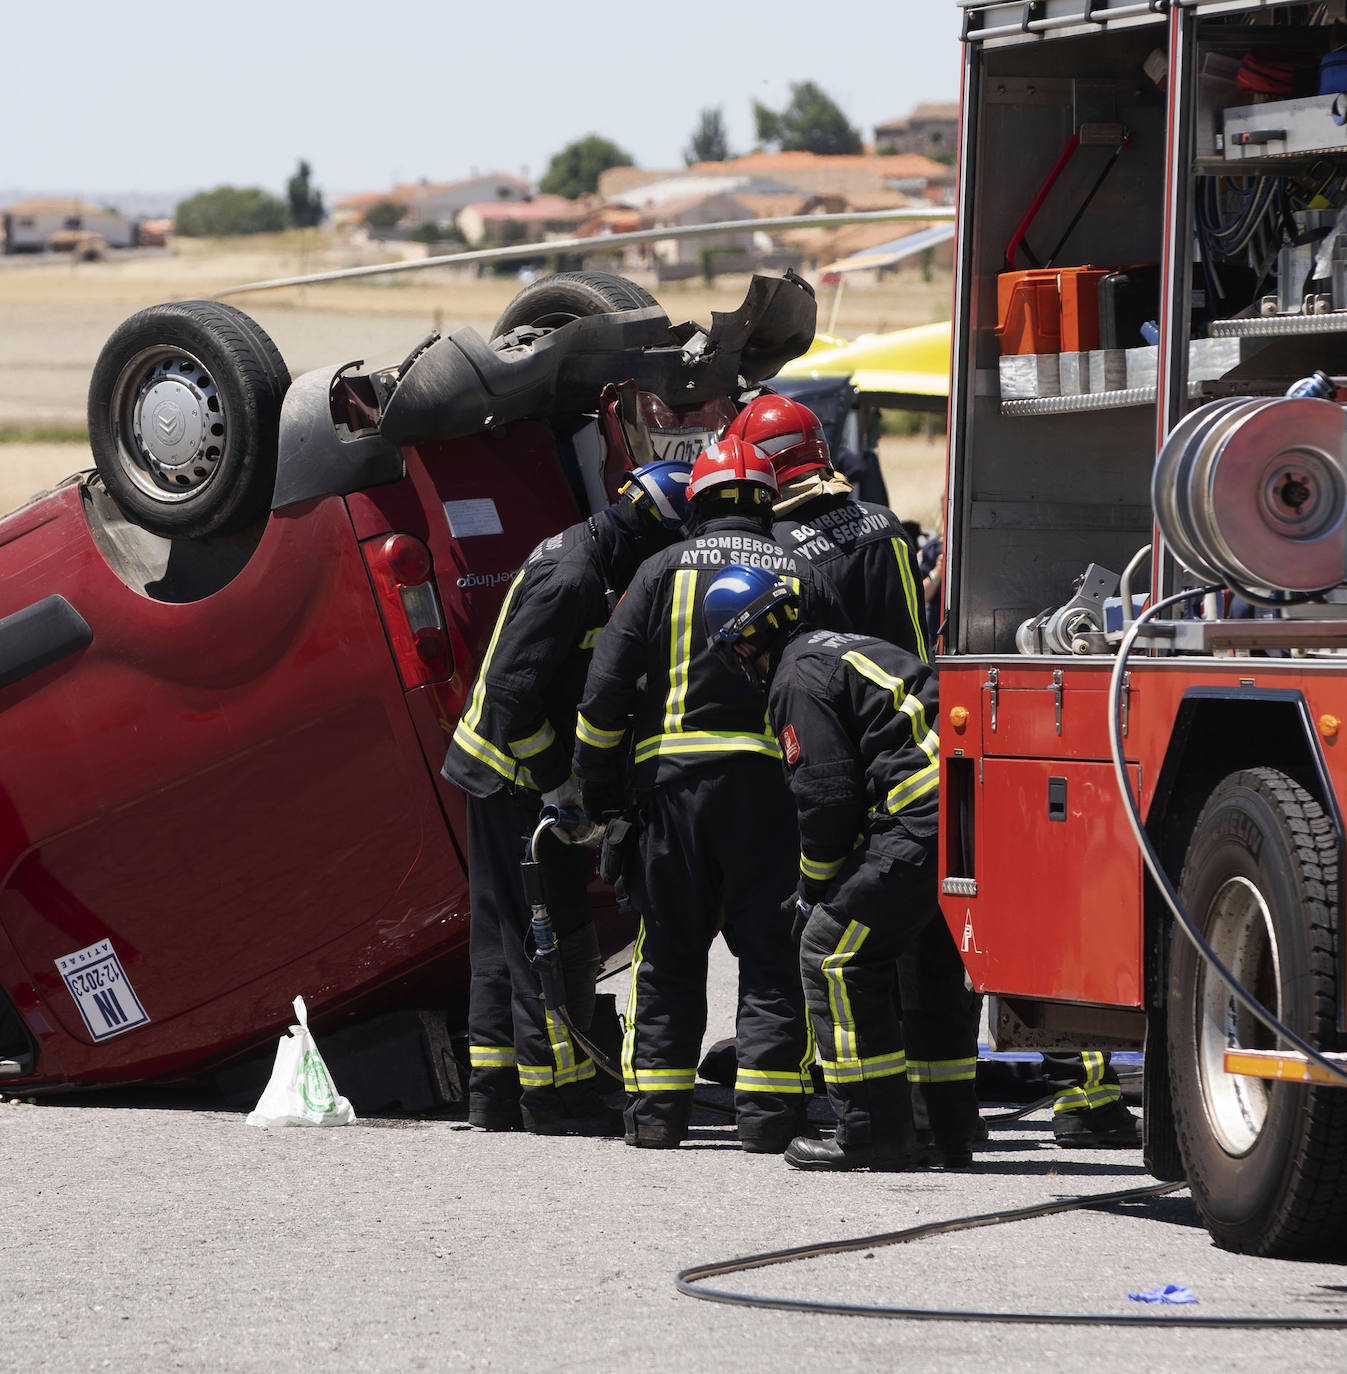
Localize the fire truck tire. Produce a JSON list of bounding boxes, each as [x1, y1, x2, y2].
[[88, 301, 290, 539], [491, 272, 658, 339], [1168, 766, 1347, 1258]]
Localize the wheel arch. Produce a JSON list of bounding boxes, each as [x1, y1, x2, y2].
[[1137, 689, 1346, 1181], [1143, 687, 1346, 1023]]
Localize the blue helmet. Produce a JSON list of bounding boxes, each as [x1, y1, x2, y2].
[[703, 564, 800, 677], [619, 459, 694, 536]]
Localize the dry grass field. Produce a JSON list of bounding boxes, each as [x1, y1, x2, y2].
[[0, 237, 950, 522]]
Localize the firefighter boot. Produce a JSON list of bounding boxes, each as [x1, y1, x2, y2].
[[785, 1081, 916, 1171], [468, 1095, 524, 1132], [1053, 1097, 1141, 1148], [783, 1134, 916, 1171]]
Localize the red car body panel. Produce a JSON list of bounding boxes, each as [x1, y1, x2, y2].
[[0, 420, 602, 1089]]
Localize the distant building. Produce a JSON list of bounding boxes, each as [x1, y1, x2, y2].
[[1, 197, 136, 253], [597, 152, 954, 207], [874, 102, 960, 160], [332, 173, 534, 233], [456, 194, 587, 246]]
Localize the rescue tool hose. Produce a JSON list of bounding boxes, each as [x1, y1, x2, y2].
[[1107, 589, 1347, 1088], [675, 1179, 1347, 1327], [526, 817, 625, 1084]]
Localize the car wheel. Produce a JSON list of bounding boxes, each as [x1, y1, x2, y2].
[[491, 271, 658, 339], [1169, 765, 1347, 1257], [87, 300, 290, 539]]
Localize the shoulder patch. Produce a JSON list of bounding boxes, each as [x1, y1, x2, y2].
[[780, 723, 800, 765]]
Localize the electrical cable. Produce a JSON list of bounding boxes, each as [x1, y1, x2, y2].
[[675, 1179, 1347, 1327], [1107, 589, 1347, 1088]]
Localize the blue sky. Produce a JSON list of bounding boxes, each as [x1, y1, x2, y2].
[[5, 1, 963, 199]]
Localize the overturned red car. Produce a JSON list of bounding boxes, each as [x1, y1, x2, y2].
[[0, 270, 816, 1102]]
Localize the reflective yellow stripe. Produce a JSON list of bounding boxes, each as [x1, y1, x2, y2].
[[907, 1057, 977, 1084], [822, 920, 869, 1063], [579, 626, 605, 650], [735, 1067, 810, 1094], [508, 721, 556, 760], [621, 922, 646, 1093], [885, 760, 940, 815], [629, 1067, 697, 1092], [451, 719, 536, 788], [893, 537, 929, 664], [1053, 1051, 1120, 1112], [818, 1049, 907, 1084], [800, 851, 846, 883], [469, 1045, 516, 1069], [462, 571, 527, 734], [575, 713, 625, 750], [663, 569, 696, 735], [633, 731, 782, 764], [841, 650, 940, 811], [519, 1060, 596, 1089]]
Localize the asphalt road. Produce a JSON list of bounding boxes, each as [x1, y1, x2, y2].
[[4, 944, 1345, 1373]]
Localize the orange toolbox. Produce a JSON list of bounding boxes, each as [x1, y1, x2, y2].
[[996, 266, 1110, 355]]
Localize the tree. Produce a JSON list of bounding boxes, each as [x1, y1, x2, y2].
[[539, 135, 633, 199], [363, 199, 406, 231], [684, 107, 730, 165], [174, 186, 290, 237], [753, 82, 863, 156], [287, 160, 324, 229], [407, 220, 466, 246]]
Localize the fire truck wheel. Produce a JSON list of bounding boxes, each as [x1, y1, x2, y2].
[[490, 272, 658, 339], [1168, 765, 1347, 1258], [87, 301, 290, 539]]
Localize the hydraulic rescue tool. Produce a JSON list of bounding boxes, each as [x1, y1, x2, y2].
[[523, 807, 624, 1083]]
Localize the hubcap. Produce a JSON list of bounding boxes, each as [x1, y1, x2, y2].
[[111, 347, 226, 503], [1196, 876, 1281, 1155]]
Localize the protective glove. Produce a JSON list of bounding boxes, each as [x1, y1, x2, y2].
[[780, 891, 812, 944], [541, 776, 582, 811]]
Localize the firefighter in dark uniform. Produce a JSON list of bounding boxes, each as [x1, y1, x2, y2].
[[441, 460, 694, 1135], [726, 393, 929, 657], [705, 565, 953, 1170], [729, 394, 977, 1165], [572, 436, 850, 1153]]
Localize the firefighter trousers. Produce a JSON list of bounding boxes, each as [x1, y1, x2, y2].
[[1041, 1051, 1123, 1114], [899, 912, 980, 1150], [466, 788, 602, 1125], [801, 838, 941, 1149], [625, 756, 811, 1145]]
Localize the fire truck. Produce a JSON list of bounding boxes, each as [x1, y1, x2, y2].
[[941, 0, 1347, 1257]]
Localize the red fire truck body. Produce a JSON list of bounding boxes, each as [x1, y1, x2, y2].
[[941, 0, 1347, 1256]]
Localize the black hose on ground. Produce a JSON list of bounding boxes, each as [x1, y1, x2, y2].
[[675, 1180, 1347, 1327]]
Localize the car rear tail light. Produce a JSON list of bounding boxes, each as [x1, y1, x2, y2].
[[362, 533, 453, 688]]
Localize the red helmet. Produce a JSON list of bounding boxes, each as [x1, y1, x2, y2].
[[687, 436, 779, 506], [725, 395, 830, 483]]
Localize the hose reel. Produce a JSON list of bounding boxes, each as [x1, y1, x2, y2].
[[1152, 393, 1347, 595]]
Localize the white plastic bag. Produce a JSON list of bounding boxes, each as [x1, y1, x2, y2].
[[245, 996, 356, 1128]]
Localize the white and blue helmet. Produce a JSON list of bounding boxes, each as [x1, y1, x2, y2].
[[619, 459, 695, 536]]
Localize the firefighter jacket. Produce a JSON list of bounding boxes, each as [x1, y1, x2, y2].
[[442, 509, 651, 799], [574, 516, 850, 796], [772, 490, 929, 660], [767, 627, 940, 900]]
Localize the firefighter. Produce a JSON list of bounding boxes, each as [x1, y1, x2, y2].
[[572, 436, 850, 1153], [727, 393, 929, 657], [441, 460, 694, 1136], [704, 564, 965, 1171], [1044, 1052, 1140, 1147], [731, 394, 975, 1158]]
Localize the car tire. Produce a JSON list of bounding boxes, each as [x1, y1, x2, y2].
[[1168, 765, 1347, 1257], [491, 271, 658, 339], [87, 300, 290, 539]]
